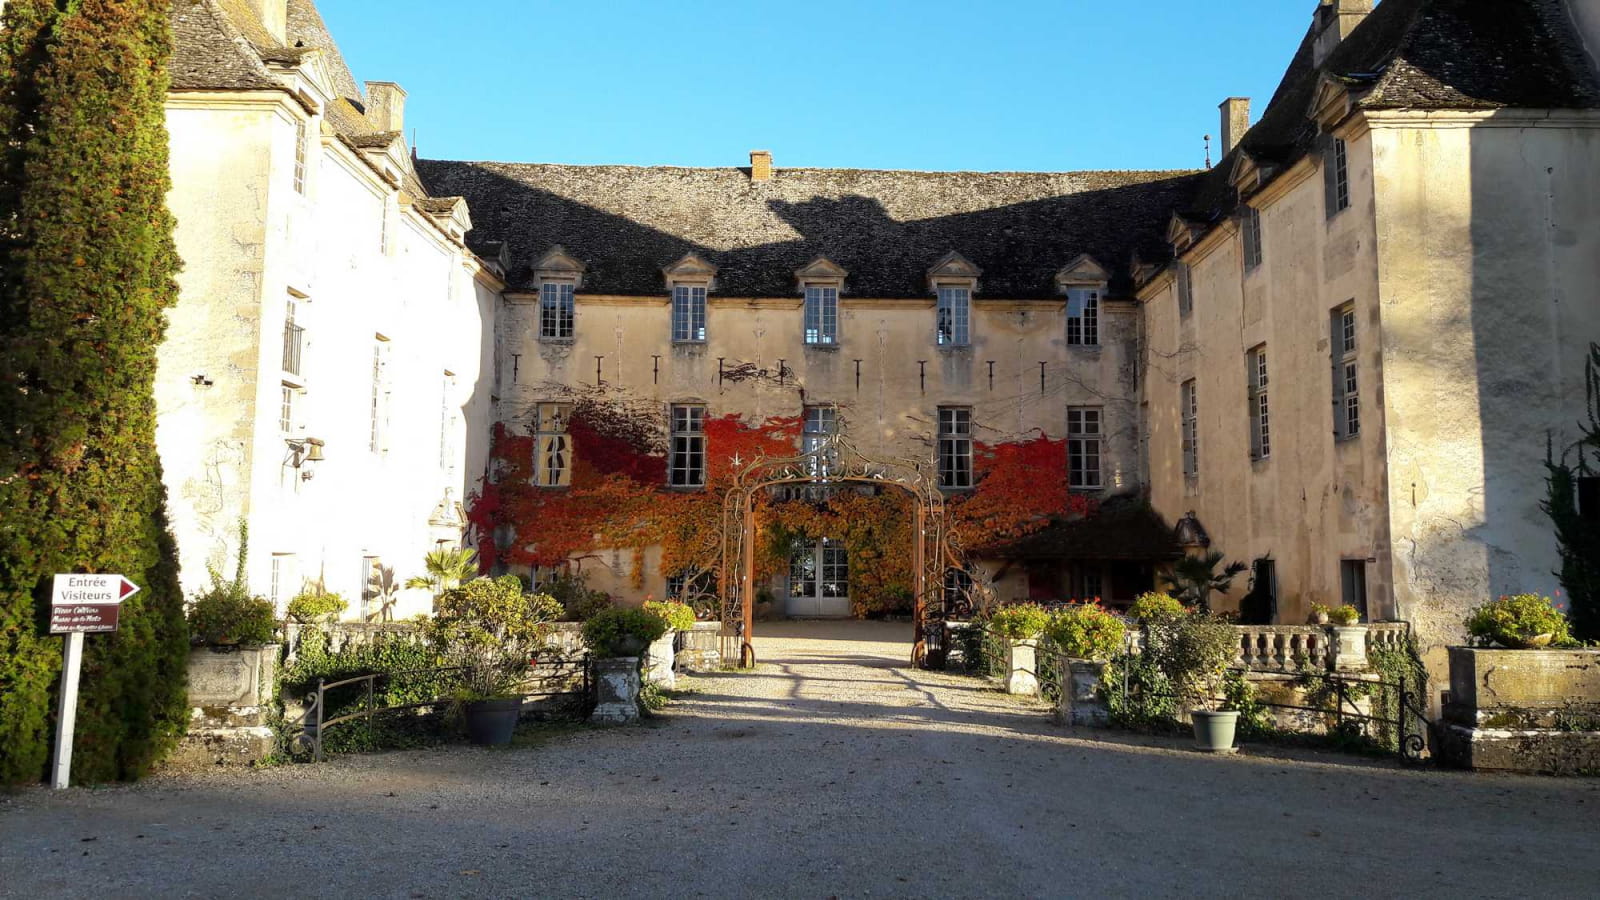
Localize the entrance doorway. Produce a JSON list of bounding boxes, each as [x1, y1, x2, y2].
[[787, 537, 849, 617]]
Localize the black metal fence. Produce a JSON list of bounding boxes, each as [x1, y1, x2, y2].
[[292, 656, 592, 761]]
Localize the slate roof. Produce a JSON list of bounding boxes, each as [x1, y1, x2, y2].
[[169, 0, 282, 92], [985, 496, 1183, 561], [1185, 0, 1600, 223], [413, 161, 1202, 299]]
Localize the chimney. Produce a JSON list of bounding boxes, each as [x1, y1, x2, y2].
[[244, 0, 287, 44], [1313, 0, 1373, 67], [365, 82, 407, 134], [1219, 97, 1250, 156], [749, 150, 772, 182]]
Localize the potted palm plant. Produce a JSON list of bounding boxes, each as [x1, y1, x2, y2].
[[423, 575, 561, 745], [405, 547, 478, 600], [1162, 551, 1247, 614], [1147, 609, 1243, 752]]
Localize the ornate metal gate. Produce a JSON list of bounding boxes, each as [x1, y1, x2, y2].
[[716, 434, 965, 668]]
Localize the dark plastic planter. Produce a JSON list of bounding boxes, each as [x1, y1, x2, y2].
[[464, 697, 521, 746]]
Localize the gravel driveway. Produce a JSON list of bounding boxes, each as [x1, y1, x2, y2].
[[3, 620, 1598, 899]]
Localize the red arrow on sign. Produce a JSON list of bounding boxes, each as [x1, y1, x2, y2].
[[118, 576, 140, 600]]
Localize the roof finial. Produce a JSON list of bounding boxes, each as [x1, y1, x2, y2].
[[1203, 134, 1212, 169]]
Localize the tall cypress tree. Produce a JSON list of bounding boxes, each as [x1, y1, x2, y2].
[[0, 0, 187, 784]]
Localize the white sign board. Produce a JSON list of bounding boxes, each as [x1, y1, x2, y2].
[[50, 573, 139, 789]]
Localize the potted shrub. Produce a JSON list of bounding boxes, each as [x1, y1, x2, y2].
[[1464, 593, 1572, 649], [582, 606, 668, 658], [1329, 604, 1360, 626], [187, 543, 278, 648], [1044, 602, 1126, 661], [1147, 610, 1243, 752], [1128, 591, 1186, 625], [988, 603, 1050, 695], [423, 575, 562, 745], [1309, 602, 1332, 625], [285, 586, 347, 625], [642, 599, 695, 686]]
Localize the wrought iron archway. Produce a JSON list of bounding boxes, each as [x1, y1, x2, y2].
[[716, 433, 970, 668]]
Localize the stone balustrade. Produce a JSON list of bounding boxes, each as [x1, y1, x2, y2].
[[1232, 622, 1410, 674]]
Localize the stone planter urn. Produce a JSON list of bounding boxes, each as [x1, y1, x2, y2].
[[1329, 624, 1369, 671], [169, 644, 281, 771], [590, 657, 642, 724], [1005, 639, 1039, 696], [646, 629, 677, 689], [1058, 659, 1109, 726]]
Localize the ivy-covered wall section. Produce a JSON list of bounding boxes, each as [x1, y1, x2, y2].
[[466, 393, 1094, 617], [0, 0, 189, 784]]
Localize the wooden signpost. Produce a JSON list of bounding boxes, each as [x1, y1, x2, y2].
[[49, 573, 139, 789]]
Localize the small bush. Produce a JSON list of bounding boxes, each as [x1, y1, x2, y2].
[[1329, 604, 1361, 626], [544, 572, 614, 622], [987, 603, 1049, 641], [643, 599, 696, 632], [188, 582, 277, 647], [1128, 591, 1185, 624], [286, 588, 347, 624], [277, 628, 448, 755], [581, 607, 668, 657], [1465, 594, 1572, 648], [424, 577, 562, 698], [1045, 603, 1127, 660], [1145, 610, 1239, 710]]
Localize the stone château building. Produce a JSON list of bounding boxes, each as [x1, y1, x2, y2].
[[160, 0, 1600, 670]]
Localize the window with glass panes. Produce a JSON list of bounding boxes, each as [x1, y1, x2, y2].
[[292, 118, 307, 194], [936, 286, 970, 346], [1066, 288, 1099, 346], [534, 402, 572, 487], [669, 404, 705, 487], [540, 282, 575, 340], [937, 407, 973, 488], [672, 285, 707, 342], [1181, 379, 1199, 477], [944, 568, 974, 611], [1332, 303, 1359, 439], [802, 405, 838, 476], [279, 383, 295, 433], [439, 372, 456, 471], [1248, 345, 1270, 459], [1067, 406, 1102, 489], [804, 285, 838, 345], [1326, 138, 1350, 216], [1176, 263, 1193, 317], [282, 296, 303, 375]]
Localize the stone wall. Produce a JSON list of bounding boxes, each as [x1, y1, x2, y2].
[[1437, 647, 1600, 774]]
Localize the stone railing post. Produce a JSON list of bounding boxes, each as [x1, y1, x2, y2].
[[1329, 624, 1370, 672], [1006, 639, 1039, 696], [1059, 659, 1109, 726], [645, 629, 676, 688], [590, 657, 642, 724]]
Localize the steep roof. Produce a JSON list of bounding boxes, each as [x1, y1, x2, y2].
[[413, 161, 1201, 299], [169, 0, 282, 92], [1185, 0, 1600, 223]]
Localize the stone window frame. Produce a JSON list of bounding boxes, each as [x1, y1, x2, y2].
[[1055, 255, 1107, 348], [533, 401, 573, 488], [1181, 379, 1199, 479], [1247, 344, 1270, 460], [795, 256, 847, 348], [1325, 137, 1350, 218], [664, 253, 717, 344], [369, 335, 391, 454], [668, 403, 707, 488], [531, 246, 585, 344], [1242, 205, 1264, 271], [927, 251, 981, 348], [937, 406, 974, 490], [1067, 406, 1103, 490], [1331, 301, 1360, 441], [1176, 262, 1194, 318]]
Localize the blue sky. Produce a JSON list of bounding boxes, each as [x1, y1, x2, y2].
[[321, 0, 1321, 172]]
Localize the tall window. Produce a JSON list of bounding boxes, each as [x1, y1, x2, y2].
[[1248, 345, 1270, 460], [270, 554, 296, 611], [672, 285, 707, 342], [1325, 138, 1350, 217], [1340, 559, 1368, 617], [279, 383, 296, 434], [804, 285, 838, 346], [936, 286, 970, 347], [1176, 262, 1193, 318], [369, 337, 390, 453], [1066, 288, 1099, 346], [540, 282, 575, 340], [281, 296, 303, 375], [669, 404, 705, 487], [534, 402, 572, 487], [1181, 379, 1198, 477], [802, 405, 838, 476], [1067, 406, 1102, 489], [1332, 303, 1359, 440], [1242, 206, 1263, 270], [937, 407, 973, 489], [292, 118, 308, 195]]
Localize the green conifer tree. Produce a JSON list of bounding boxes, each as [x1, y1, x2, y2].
[[0, 0, 188, 784]]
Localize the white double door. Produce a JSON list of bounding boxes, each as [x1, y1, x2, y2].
[[787, 537, 850, 617]]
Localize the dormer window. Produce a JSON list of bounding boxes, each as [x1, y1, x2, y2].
[[664, 253, 717, 343], [531, 246, 586, 342], [927, 252, 980, 348], [1055, 254, 1108, 347], [795, 257, 847, 347]]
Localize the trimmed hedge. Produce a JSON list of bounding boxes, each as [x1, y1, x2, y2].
[[0, 0, 188, 784]]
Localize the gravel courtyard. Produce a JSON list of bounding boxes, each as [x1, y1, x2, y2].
[[3, 620, 1599, 899]]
